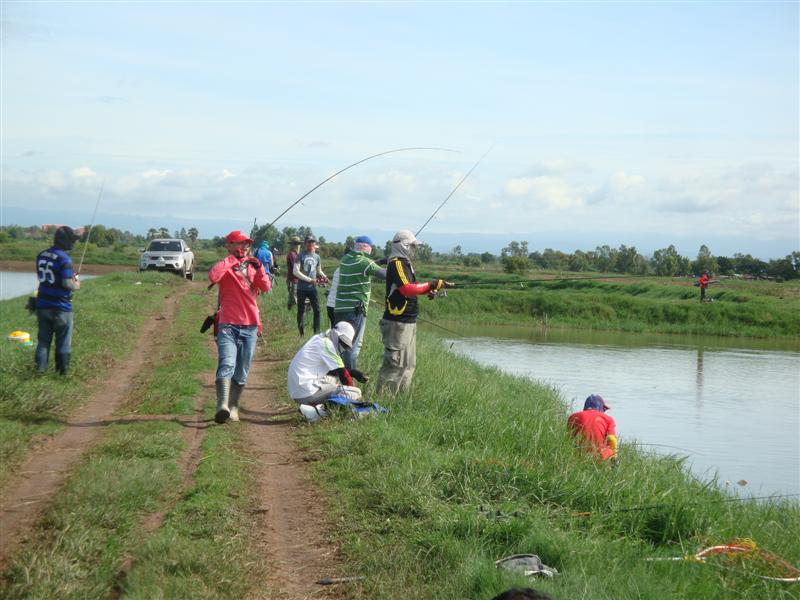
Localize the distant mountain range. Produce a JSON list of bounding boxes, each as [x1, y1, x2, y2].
[[2, 205, 794, 260]]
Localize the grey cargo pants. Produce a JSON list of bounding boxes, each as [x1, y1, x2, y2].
[[376, 319, 416, 395]]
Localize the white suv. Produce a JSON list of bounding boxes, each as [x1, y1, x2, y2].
[[139, 238, 195, 279]]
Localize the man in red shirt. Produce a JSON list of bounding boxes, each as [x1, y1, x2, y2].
[[285, 236, 301, 311], [567, 394, 618, 461], [208, 230, 271, 423], [698, 271, 713, 303]]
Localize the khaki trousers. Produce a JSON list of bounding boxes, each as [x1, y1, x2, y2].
[[377, 319, 416, 395]]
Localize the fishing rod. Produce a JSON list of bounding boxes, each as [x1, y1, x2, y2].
[[268, 146, 457, 229], [416, 145, 492, 237], [76, 180, 105, 275], [367, 297, 465, 337]]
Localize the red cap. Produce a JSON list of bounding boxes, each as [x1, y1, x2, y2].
[[225, 230, 253, 244]]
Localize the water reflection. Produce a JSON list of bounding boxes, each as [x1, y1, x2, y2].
[[445, 326, 800, 497]]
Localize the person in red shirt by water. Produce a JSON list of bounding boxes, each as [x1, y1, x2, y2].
[[697, 271, 716, 303], [568, 394, 618, 461]]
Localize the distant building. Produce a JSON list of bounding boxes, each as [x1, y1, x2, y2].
[[42, 224, 85, 236]]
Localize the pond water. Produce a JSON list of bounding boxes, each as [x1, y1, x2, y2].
[[0, 271, 97, 301], [445, 325, 800, 497]]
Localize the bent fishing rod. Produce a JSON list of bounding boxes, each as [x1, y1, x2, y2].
[[209, 147, 457, 290], [269, 146, 457, 229], [77, 179, 105, 275], [416, 146, 492, 237]]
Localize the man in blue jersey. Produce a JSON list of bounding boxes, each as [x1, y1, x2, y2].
[[34, 226, 81, 375]]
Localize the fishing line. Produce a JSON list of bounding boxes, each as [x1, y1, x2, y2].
[[454, 274, 639, 288], [416, 145, 492, 237], [596, 493, 800, 515], [268, 146, 458, 228], [626, 442, 706, 456], [367, 297, 465, 337], [77, 180, 105, 275]]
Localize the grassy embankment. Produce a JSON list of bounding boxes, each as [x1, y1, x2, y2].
[[0, 275, 263, 598], [415, 269, 800, 339], [262, 284, 800, 599]]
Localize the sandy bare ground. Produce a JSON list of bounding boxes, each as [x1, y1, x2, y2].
[[0, 285, 187, 566], [238, 349, 346, 600]]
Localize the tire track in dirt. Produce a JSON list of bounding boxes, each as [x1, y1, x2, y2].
[[110, 369, 213, 599], [238, 348, 346, 600], [0, 283, 192, 566]]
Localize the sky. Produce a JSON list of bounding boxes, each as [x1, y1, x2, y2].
[[1, 1, 798, 259]]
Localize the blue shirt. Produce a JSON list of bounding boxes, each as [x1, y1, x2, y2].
[[35, 247, 75, 311], [254, 246, 273, 274]]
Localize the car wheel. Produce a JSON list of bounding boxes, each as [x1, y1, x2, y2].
[[187, 267, 194, 281]]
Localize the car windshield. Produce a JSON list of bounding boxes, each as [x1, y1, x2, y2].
[[147, 241, 182, 252]]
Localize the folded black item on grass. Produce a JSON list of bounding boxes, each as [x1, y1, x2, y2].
[[200, 314, 216, 334]]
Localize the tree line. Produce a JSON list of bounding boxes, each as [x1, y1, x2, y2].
[[2, 224, 797, 280]]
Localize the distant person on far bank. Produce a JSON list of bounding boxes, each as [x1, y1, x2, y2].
[[696, 271, 717, 303], [208, 230, 271, 423], [293, 235, 328, 336], [34, 226, 81, 375], [285, 236, 301, 310], [567, 394, 618, 461], [376, 229, 453, 395]]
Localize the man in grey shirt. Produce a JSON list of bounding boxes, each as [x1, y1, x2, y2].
[[293, 235, 328, 336]]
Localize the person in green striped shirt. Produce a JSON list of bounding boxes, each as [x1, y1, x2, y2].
[[333, 235, 387, 370]]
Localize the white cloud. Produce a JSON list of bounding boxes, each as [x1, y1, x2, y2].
[[609, 171, 645, 191], [72, 166, 96, 178], [504, 176, 584, 210], [141, 169, 171, 179]]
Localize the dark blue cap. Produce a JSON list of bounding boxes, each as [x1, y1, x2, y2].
[[584, 394, 610, 412], [355, 235, 373, 245]]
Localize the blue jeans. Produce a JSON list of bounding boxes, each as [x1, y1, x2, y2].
[[334, 310, 366, 371], [36, 308, 73, 371], [215, 324, 258, 384]]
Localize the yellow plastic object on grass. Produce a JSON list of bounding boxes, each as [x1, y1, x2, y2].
[[7, 331, 32, 346]]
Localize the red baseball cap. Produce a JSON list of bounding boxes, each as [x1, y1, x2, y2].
[[225, 230, 253, 244]]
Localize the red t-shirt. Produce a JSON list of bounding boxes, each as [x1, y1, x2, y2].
[[208, 255, 271, 333], [286, 250, 298, 283], [699, 274, 709, 289], [568, 410, 617, 460]]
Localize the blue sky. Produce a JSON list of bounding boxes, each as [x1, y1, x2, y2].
[[2, 1, 798, 258]]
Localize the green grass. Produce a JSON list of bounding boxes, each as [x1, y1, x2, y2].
[[0, 282, 259, 598], [127, 291, 217, 415], [257, 287, 800, 599], [0, 421, 186, 599], [0, 272, 185, 487], [415, 277, 800, 339]]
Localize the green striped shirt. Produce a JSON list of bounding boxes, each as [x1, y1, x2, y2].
[[334, 251, 381, 313]]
